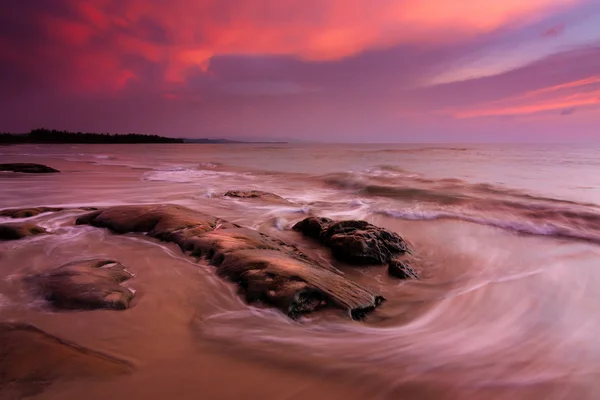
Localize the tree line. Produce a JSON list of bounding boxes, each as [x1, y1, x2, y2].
[[0, 129, 184, 144]]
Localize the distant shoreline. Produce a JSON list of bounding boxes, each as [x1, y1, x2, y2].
[[0, 129, 287, 144]]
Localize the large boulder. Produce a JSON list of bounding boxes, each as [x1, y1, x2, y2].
[[0, 222, 47, 241], [26, 259, 136, 310], [223, 190, 291, 204], [0, 323, 131, 399], [293, 217, 409, 265], [77, 205, 383, 319], [0, 163, 60, 173]]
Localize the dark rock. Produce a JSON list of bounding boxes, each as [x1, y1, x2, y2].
[[0, 222, 47, 241], [292, 216, 333, 240], [0, 163, 60, 173], [26, 259, 135, 310], [293, 218, 409, 265], [0, 322, 131, 399], [388, 259, 419, 280], [78, 204, 382, 319], [0, 206, 97, 218], [224, 190, 291, 204]]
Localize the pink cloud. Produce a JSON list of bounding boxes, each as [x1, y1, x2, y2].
[[15, 0, 583, 89], [452, 76, 600, 118]]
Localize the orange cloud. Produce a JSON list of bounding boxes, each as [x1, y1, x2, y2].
[[35, 0, 582, 88], [453, 77, 600, 118]]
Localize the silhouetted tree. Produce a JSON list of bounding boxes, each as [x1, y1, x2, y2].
[[0, 129, 184, 144]]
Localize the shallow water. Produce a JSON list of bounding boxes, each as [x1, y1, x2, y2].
[[1, 143, 600, 399]]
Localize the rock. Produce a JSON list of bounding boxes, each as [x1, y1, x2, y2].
[[0, 163, 60, 173], [0, 206, 97, 218], [0, 222, 47, 241], [293, 217, 409, 265], [388, 259, 419, 280], [292, 216, 333, 240], [77, 204, 382, 319], [223, 190, 291, 204], [0, 206, 64, 218], [26, 259, 135, 310], [76, 204, 221, 236], [0, 323, 131, 399]]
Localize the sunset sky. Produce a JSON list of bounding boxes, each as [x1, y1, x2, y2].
[[1, 1, 599, 142]]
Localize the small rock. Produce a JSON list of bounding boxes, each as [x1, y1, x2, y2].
[[0, 223, 47, 241], [0, 206, 97, 218], [26, 259, 136, 310], [223, 190, 291, 204], [388, 259, 419, 280], [292, 216, 333, 240], [0, 163, 60, 173]]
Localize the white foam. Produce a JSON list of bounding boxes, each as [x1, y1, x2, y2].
[[350, 199, 367, 206], [378, 208, 600, 243], [143, 168, 251, 184], [273, 217, 289, 230], [199, 162, 219, 169]]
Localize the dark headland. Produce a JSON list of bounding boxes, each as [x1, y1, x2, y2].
[[0, 128, 287, 144]]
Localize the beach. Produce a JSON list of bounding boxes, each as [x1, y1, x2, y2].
[[1, 143, 600, 399]]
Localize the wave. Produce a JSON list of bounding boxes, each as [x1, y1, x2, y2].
[[322, 168, 598, 210], [348, 146, 471, 155], [379, 207, 600, 244], [315, 166, 600, 245]]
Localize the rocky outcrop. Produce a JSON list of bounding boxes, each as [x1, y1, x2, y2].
[[293, 217, 409, 265], [0, 323, 131, 399], [0, 222, 47, 241], [26, 259, 135, 310], [77, 205, 383, 319], [0, 206, 96, 218], [0, 163, 60, 173], [223, 190, 291, 204]]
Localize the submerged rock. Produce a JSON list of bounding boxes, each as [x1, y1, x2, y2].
[[0, 207, 64, 218], [223, 190, 291, 204], [0, 222, 47, 241], [388, 259, 419, 280], [77, 204, 382, 319], [0, 163, 60, 173], [27, 259, 135, 310], [0, 206, 97, 218], [0, 323, 131, 399], [293, 217, 409, 265]]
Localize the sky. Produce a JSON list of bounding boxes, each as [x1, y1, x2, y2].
[[1, 0, 599, 142]]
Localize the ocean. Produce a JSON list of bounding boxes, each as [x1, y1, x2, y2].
[[1, 143, 600, 399]]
